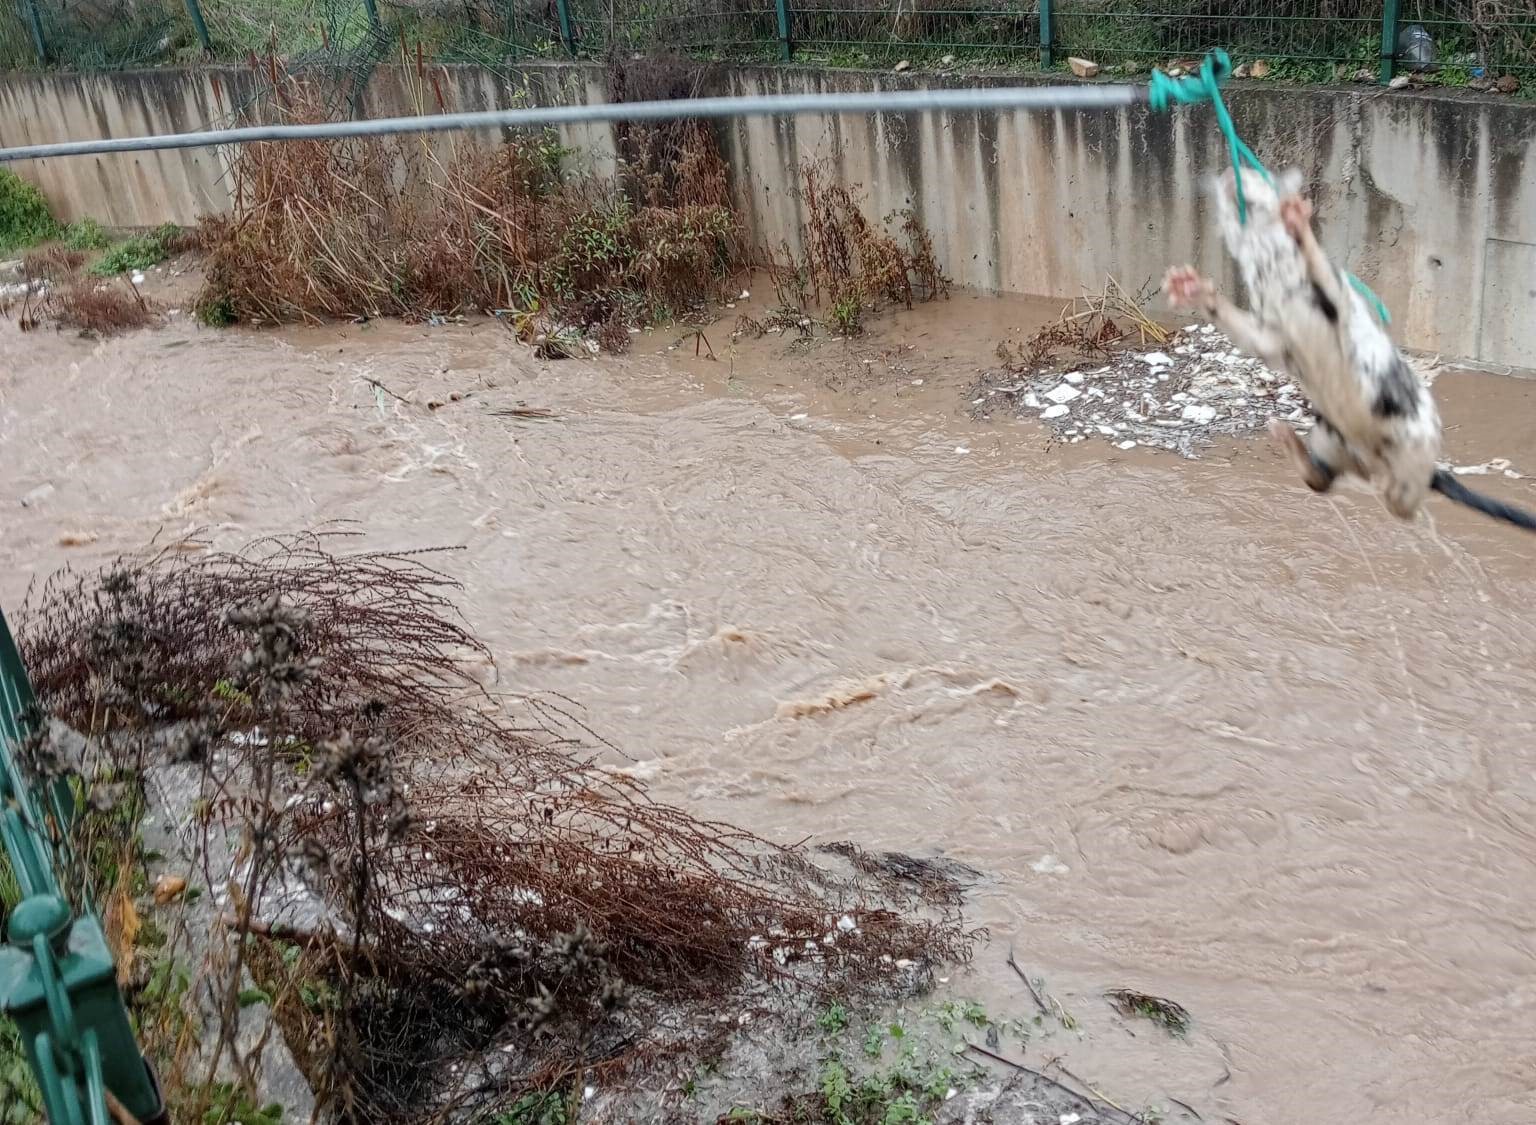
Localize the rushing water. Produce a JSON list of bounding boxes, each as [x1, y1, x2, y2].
[[4, 294, 1536, 1121]]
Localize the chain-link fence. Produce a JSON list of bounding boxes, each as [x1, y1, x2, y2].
[[1, 0, 1531, 82]]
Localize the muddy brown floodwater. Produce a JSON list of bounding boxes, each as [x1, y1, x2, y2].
[[5, 289, 1536, 1122]]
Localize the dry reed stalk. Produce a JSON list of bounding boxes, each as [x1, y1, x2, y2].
[[998, 274, 1168, 371], [780, 159, 948, 333]]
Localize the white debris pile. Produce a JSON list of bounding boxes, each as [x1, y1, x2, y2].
[[967, 324, 1314, 458]]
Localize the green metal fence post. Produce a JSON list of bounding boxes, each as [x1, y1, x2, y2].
[[1039, 0, 1053, 69], [0, 611, 37, 743], [362, 0, 382, 30], [184, 0, 213, 52], [1379, 0, 1400, 85], [555, 0, 576, 55], [775, 0, 793, 60], [1, 609, 76, 846], [22, 0, 47, 64], [1, 608, 167, 1125], [0, 897, 167, 1125]]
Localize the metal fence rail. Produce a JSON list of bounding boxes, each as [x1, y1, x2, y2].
[[0, 609, 165, 1125], [0, 0, 1531, 83]]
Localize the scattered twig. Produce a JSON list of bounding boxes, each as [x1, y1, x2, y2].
[[363, 376, 411, 405], [1051, 993, 1079, 1031], [967, 1045, 1140, 1124], [219, 913, 345, 950], [676, 329, 716, 359], [1007, 946, 1051, 1017], [490, 405, 558, 420], [962, 1040, 1031, 1073], [104, 1090, 143, 1125], [1168, 1095, 1204, 1121], [1052, 1061, 1131, 1117], [1105, 988, 1191, 1037]]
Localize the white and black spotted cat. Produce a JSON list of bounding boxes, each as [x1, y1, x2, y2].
[[1164, 165, 1536, 532]]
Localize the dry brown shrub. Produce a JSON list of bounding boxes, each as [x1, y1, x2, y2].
[[4, 245, 153, 335], [195, 61, 744, 335], [5, 271, 158, 336], [594, 308, 632, 354], [21, 244, 87, 280], [18, 529, 970, 1121], [49, 279, 157, 334]]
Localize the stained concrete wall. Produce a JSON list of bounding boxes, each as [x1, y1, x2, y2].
[[0, 64, 611, 228], [1, 63, 1532, 367], [715, 68, 1536, 370]]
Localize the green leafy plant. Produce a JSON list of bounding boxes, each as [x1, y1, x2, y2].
[[919, 1063, 956, 1101], [820, 1058, 854, 1124], [91, 233, 169, 276], [936, 999, 989, 1032], [236, 987, 274, 1009], [1, 1014, 44, 1119], [62, 217, 111, 250], [195, 291, 237, 327], [496, 1089, 569, 1125], [0, 168, 58, 253], [817, 1002, 851, 1033], [1105, 988, 1191, 1037], [829, 293, 863, 335], [203, 1082, 284, 1124], [140, 956, 191, 1013], [880, 1093, 926, 1124]]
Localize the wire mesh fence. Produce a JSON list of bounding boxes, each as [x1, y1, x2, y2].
[[1, 608, 167, 1125], [566, 0, 781, 57], [0, 0, 1531, 88], [789, 0, 1040, 65], [1049, 0, 1384, 75], [1410, 1, 1536, 81]]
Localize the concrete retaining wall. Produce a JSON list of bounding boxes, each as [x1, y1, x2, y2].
[[1, 63, 1532, 367]]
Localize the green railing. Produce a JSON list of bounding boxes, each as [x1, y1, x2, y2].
[[0, 0, 1532, 84], [0, 608, 165, 1125]]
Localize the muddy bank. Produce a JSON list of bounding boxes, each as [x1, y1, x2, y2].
[[4, 293, 1536, 1121]]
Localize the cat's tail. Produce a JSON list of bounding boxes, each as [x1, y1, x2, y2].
[[1431, 470, 1536, 532]]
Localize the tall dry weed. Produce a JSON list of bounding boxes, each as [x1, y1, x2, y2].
[[768, 160, 949, 335], [800, 160, 949, 313]]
